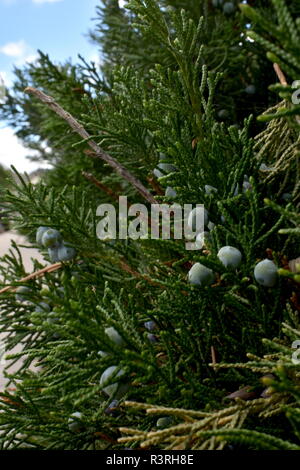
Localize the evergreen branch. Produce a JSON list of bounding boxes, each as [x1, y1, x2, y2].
[[24, 87, 157, 205], [0, 0, 298, 451], [195, 429, 300, 450], [118, 395, 288, 449]]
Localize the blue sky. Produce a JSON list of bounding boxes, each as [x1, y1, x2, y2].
[[0, 0, 101, 85], [0, 0, 106, 172]]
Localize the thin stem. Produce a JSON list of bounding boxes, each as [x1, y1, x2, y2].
[[25, 87, 157, 205], [0, 263, 62, 295], [273, 63, 288, 86], [82, 171, 120, 201]]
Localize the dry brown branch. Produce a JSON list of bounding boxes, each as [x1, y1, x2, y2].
[[147, 176, 164, 196], [25, 87, 157, 205], [273, 63, 288, 86], [82, 171, 120, 201], [211, 345, 217, 366], [0, 262, 62, 295]]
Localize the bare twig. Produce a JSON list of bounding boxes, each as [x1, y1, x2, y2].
[[273, 63, 288, 86], [24, 87, 157, 205], [211, 346, 217, 366], [0, 262, 62, 295], [82, 171, 120, 201], [147, 176, 164, 196]]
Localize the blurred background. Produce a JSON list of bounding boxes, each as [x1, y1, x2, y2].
[[0, 0, 104, 388], [0, 0, 104, 265], [0, 0, 100, 175]]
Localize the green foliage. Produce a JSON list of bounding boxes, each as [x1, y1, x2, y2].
[[240, 0, 300, 124], [0, 0, 299, 450]]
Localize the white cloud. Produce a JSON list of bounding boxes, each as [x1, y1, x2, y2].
[[87, 51, 103, 67], [0, 127, 50, 173], [16, 53, 38, 66], [0, 40, 38, 69], [88, 52, 99, 63], [0, 40, 27, 58], [0, 71, 13, 89]]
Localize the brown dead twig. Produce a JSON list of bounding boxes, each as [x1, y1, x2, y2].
[[25, 87, 157, 205], [273, 63, 288, 86], [82, 171, 120, 201], [0, 263, 62, 295]]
